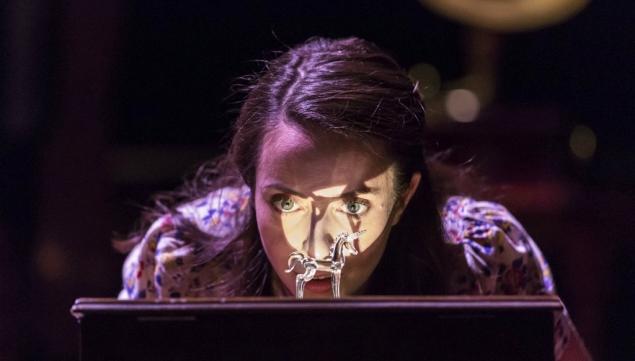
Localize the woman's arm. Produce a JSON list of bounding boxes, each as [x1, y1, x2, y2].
[[441, 196, 593, 360], [118, 185, 252, 299]]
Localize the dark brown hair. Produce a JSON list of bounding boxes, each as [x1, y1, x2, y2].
[[230, 36, 448, 294], [121, 36, 455, 295]]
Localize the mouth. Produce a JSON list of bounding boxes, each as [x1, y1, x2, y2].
[[304, 277, 333, 294]]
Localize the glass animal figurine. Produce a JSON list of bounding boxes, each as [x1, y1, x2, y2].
[[285, 230, 365, 299]]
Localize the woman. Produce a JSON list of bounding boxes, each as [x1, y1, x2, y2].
[[117, 37, 590, 359]]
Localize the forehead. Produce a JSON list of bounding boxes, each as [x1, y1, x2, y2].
[[256, 121, 395, 194]]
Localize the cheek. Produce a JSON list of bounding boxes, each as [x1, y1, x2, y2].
[[354, 207, 393, 253], [279, 214, 310, 249], [254, 196, 308, 254], [254, 197, 283, 251]]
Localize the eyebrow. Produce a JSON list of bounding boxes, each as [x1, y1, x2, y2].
[[262, 182, 378, 198]]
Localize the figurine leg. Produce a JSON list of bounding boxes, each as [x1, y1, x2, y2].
[[295, 266, 316, 299], [331, 269, 341, 298], [295, 274, 306, 299]]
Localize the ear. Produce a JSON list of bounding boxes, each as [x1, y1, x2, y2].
[[391, 172, 421, 226]]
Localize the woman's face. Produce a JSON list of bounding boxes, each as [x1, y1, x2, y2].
[[254, 121, 418, 298]]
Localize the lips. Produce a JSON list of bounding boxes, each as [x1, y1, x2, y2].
[[304, 277, 332, 293]]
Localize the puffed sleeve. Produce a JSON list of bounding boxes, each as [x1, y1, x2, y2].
[[442, 196, 554, 295], [441, 196, 593, 360], [118, 185, 252, 300]]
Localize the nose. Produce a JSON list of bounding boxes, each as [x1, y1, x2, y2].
[[305, 203, 334, 260]]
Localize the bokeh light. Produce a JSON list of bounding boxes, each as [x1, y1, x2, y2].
[[569, 124, 597, 160], [445, 89, 480, 123], [419, 0, 589, 32], [35, 241, 67, 282]]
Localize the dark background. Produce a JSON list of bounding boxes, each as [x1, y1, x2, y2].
[[1, 1, 633, 360]]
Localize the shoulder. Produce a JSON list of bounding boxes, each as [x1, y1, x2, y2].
[[176, 184, 252, 239], [442, 196, 528, 247], [118, 184, 252, 299], [440, 195, 555, 295]]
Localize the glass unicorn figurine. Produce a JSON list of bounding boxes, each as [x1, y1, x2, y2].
[[285, 230, 365, 298]]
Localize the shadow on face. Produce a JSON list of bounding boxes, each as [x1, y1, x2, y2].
[[254, 120, 405, 298]]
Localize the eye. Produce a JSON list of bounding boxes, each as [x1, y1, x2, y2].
[[341, 199, 369, 215], [272, 195, 301, 213]]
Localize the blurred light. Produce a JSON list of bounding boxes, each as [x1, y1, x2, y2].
[[445, 89, 480, 123], [35, 241, 67, 282], [419, 0, 589, 32], [408, 63, 441, 100], [569, 124, 597, 160]]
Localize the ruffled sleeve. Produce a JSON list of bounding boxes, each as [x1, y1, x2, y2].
[[442, 196, 555, 295], [441, 196, 589, 360], [118, 185, 252, 300]]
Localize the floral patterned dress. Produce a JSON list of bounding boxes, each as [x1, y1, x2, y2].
[[118, 186, 578, 359]]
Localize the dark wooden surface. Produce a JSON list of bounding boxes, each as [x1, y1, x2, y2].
[[72, 296, 560, 361]]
